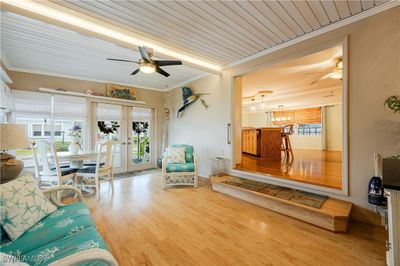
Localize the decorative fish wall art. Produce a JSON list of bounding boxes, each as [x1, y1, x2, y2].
[[177, 86, 209, 118]]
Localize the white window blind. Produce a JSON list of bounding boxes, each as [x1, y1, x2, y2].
[[96, 103, 122, 121], [12, 90, 52, 118], [12, 90, 87, 119], [131, 107, 151, 122], [53, 95, 87, 119]]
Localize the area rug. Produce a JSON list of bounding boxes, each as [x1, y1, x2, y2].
[[222, 177, 328, 209], [114, 168, 161, 180]]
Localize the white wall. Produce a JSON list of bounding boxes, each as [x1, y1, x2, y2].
[[242, 112, 272, 128], [166, 74, 232, 177], [290, 135, 323, 150], [326, 104, 343, 151], [167, 7, 400, 217]]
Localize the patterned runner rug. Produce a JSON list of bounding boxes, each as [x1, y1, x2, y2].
[[114, 168, 161, 180], [222, 177, 328, 209]]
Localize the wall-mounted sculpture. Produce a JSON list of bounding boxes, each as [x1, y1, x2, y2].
[[177, 86, 209, 118]]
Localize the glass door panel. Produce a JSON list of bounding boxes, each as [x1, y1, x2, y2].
[[128, 107, 154, 171], [95, 103, 124, 172]]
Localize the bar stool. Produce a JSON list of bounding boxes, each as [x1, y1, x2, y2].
[[281, 125, 294, 159]]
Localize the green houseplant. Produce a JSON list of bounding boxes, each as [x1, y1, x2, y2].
[[384, 95, 400, 159], [384, 95, 400, 114], [382, 95, 400, 186]]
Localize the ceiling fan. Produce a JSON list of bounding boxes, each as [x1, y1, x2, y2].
[[107, 46, 182, 77], [310, 57, 343, 85]]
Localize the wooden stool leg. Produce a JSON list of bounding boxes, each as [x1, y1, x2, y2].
[[287, 136, 293, 158], [284, 136, 289, 158]]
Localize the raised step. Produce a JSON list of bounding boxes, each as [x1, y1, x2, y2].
[[210, 175, 353, 233]]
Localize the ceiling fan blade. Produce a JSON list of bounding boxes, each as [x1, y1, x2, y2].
[[138, 46, 150, 61], [107, 58, 138, 63], [156, 66, 170, 77], [154, 60, 182, 66], [131, 69, 140, 75]]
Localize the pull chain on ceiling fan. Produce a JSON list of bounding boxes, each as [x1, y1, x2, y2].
[[107, 46, 183, 77]]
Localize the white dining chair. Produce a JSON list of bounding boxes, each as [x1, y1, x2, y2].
[[75, 141, 118, 199], [31, 140, 77, 188]]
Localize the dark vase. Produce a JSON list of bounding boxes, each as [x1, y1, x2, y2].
[[368, 176, 387, 206]]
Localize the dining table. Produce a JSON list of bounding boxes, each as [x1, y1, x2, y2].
[[56, 150, 102, 169], [49, 150, 105, 194]]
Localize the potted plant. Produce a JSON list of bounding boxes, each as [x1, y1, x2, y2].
[[383, 95, 400, 186], [132, 122, 149, 164], [68, 125, 82, 154]]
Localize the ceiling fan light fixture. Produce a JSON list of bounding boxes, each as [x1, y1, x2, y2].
[[139, 63, 156, 74], [330, 70, 342, 80], [336, 58, 343, 69]]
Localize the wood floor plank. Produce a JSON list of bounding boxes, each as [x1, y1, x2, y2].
[[80, 173, 385, 265], [236, 149, 342, 189]]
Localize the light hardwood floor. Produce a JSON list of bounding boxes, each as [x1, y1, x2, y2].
[[83, 172, 385, 266], [236, 149, 342, 189]]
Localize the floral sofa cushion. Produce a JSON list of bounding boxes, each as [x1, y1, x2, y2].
[[166, 163, 195, 173], [169, 144, 194, 163], [23, 227, 107, 266], [166, 147, 186, 164], [1, 203, 94, 255], [1, 202, 109, 266]]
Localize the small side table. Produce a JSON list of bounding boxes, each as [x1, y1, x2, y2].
[[211, 157, 225, 176]]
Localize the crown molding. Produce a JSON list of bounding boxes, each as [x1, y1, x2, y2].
[[226, 1, 400, 69], [7, 67, 166, 92]]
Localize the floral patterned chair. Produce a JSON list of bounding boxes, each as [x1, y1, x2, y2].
[[0, 185, 117, 265], [161, 144, 198, 189]]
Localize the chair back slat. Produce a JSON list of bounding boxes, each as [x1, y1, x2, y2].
[[95, 140, 118, 173], [32, 140, 54, 175], [282, 125, 294, 135]]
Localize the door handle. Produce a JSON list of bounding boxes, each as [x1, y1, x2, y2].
[[122, 142, 127, 145], [227, 123, 231, 145]]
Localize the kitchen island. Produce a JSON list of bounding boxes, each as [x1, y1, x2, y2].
[[242, 127, 282, 160]]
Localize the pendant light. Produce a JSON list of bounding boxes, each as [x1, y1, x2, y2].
[[250, 98, 256, 112], [260, 94, 266, 109]]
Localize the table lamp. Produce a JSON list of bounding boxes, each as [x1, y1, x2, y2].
[[0, 124, 30, 183]]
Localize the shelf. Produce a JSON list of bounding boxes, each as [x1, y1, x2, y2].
[[39, 87, 146, 105]]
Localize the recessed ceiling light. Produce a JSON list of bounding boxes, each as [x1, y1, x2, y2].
[[2, 0, 222, 72]]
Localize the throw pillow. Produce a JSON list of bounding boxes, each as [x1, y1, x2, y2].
[[0, 174, 57, 241], [166, 147, 186, 164]]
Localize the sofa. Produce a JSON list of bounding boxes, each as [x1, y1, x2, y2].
[[0, 185, 117, 266]]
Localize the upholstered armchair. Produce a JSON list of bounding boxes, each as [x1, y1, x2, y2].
[[162, 144, 198, 189]]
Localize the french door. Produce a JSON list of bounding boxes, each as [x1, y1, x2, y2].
[[91, 102, 155, 173]]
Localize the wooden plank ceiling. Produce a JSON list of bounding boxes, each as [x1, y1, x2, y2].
[[1, 0, 393, 91], [53, 0, 390, 65], [0, 11, 205, 90]]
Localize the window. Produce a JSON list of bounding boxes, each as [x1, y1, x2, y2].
[[96, 103, 122, 168], [296, 123, 322, 135], [12, 91, 87, 167], [131, 107, 152, 165], [32, 124, 42, 136]]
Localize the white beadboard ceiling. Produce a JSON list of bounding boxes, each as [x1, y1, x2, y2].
[[51, 0, 391, 66], [0, 11, 206, 91], [0, 0, 395, 91]]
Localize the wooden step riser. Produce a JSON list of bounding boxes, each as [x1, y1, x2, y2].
[[212, 182, 349, 233]]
